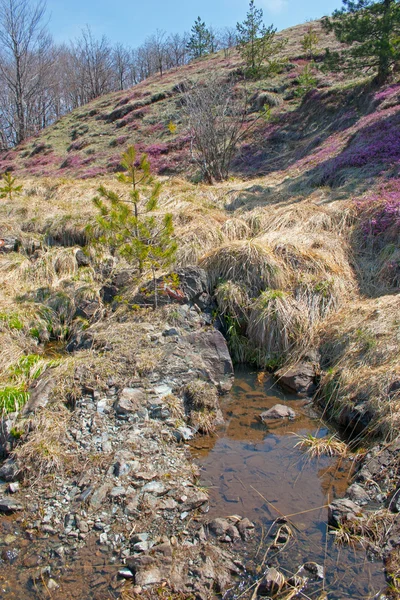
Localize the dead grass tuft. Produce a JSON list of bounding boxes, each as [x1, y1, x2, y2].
[[293, 433, 348, 458], [200, 239, 285, 296]]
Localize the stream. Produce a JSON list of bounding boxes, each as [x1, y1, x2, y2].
[[190, 367, 387, 599]]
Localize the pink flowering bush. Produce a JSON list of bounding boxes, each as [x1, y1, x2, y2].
[[355, 179, 400, 240]]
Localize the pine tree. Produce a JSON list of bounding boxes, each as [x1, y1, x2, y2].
[[236, 0, 287, 78], [187, 17, 211, 59], [323, 0, 400, 84], [91, 146, 177, 308], [302, 23, 319, 59], [0, 172, 22, 200]]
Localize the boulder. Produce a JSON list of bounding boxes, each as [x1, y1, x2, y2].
[[183, 330, 233, 393], [260, 404, 296, 420], [276, 355, 319, 397]]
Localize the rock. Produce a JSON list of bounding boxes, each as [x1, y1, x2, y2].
[[181, 490, 208, 511], [8, 482, 19, 494], [184, 330, 234, 393], [0, 237, 20, 253], [208, 518, 230, 537], [173, 427, 193, 442], [346, 483, 370, 505], [118, 568, 134, 579], [90, 483, 111, 509], [0, 497, 24, 512], [238, 518, 255, 540], [23, 376, 56, 414], [162, 328, 179, 337], [0, 458, 21, 482], [47, 579, 59, 591], [260, 404, 296, 420], [100, 284, 118, 304], [328, 498, 364, 528], [142, 481, 165, 495], [75, 250, 90, 267], [74, 299, 102, 321], [115, 388, 146, 416], [0, 413, 18, 457], [258, 567, 286, 596], [126, 555, 166, 586], [131, 533, 149, 544], [66, 331, 94, 353], [299, 562, 324, 580], [276, 360, 319, 397]]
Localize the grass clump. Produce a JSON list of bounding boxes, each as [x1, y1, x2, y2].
[[0, 385, 29, 413], [294, 433, 348, 458], [200, 240, 284, 296], [184, 380, 220, 435], [247, 290, 308, 367]]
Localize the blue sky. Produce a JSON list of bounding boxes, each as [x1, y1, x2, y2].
[[46, 0, 344, 46]]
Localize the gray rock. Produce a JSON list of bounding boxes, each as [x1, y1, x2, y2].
[[299, 562, 324, 580], [8, 482, 19, 494], [0, 458, 20, 482], [208, 518, 230, 537], [238, 518, 255, 540], [346, 483, 370, 505], [276, 361, 318, 397], [260, 404, 296, 420], [75, 250, 90, 267], [142, 481, 165, 495], [328, 498, 364, 528], [0, 237, 20, 253], [115, 388, 146, 416], [118, 568, 134, 579], [0, 497, 23, 512], [184, 330, 234, 393], [90, 484, 111, 509], [258, 567, 285, 596], [23, 376, 56, 414]]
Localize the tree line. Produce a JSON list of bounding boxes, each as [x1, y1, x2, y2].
[[0, 0, 398, 150], [0, 0, 238, 148]]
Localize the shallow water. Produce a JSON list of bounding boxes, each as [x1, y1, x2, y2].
[[190, 367, 387, 599]]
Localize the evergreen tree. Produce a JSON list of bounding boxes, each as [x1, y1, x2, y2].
[[0, 172, 22, 200], [323, 0, 400, 84], [302, 23, 319, 59], [187, 17, 211, 59], [91, 146, 177, 307], [236, 0, 287, 78]]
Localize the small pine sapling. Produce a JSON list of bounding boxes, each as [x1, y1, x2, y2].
[[91, 146, 177, 308], [0, 172, 23, 200]]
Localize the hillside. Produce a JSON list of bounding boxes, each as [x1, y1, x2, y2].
[[0, 15, 399, 600]]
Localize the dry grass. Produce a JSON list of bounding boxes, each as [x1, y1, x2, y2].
[[200, 239, 285, 296], [331, 509, 398, 554], [184, 380, 220, 434], [293, 433, 348, 458], [319, 294, 400, 439], [247, 290, 308, 366]]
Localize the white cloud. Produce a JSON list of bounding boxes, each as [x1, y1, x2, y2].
[[260, 0, 289, 14]]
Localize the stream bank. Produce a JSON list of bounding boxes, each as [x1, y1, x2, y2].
[[0, 266, 398, 599]]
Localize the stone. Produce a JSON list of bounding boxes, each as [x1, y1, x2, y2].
[[238, 518, 255, 540], [0, 414, 18, 457], [8, 482, 19, 494], [109, 486, 126, 498], [208, 518, 230, 537], [47, 579, 59, 591], [115, 388, 146, 416], [118, 568, 134, 579], [90, 484, 111, 509], [23, 376, 56, 414], [258, 567, 286, 596], [328, 498, 364, 528], [184, 330, 234, 393], [75, 250, 90, 267], [0, 458, 20, 482], [346, 483, 370, 505], [276, 355, 319, 397], [181, 490, 208, 511], [0, 497, 24, 512], [299, 562, 324, 580], [142, 481, 165, 495], [0, 237, 20, 253], [162, 328, 179, 337], [260, 404, 296, 420]]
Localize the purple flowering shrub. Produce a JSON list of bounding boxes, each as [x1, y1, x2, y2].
[[355, 179, 400, 240]]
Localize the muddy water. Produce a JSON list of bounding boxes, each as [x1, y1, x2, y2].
[[190, 367, 387, 599]]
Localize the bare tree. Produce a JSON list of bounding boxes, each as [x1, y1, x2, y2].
[[183, 77, 251, 183], [72, 26, 113, 102], [0, 0, 50, 143]]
